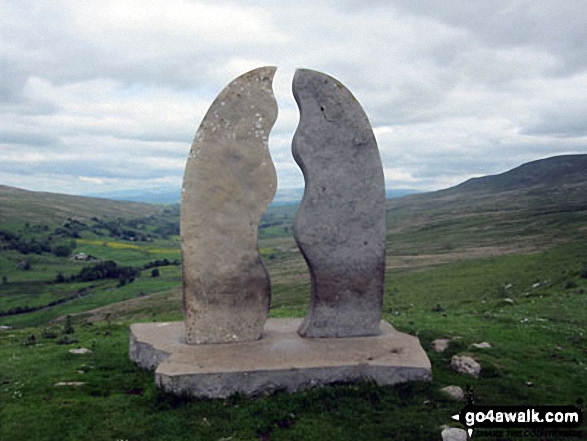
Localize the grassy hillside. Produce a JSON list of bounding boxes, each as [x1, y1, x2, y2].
[[454, 154, 587, 193], [2, 242, 585, 441], [0, 185, 166, 226], [386, 155, 587, 268], [1, 154, 587, 440]]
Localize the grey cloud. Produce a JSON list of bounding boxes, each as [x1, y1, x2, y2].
[[0, 60, 28, 102], [0, 131, 58, 146], [523, 112, 587, 138], [116, 132, 194, 144], [0, 154, 183, 181], [381, 153, 492, 183], [0, 0, 282, 94], [1, 0, 586, 194], [390, 1, 587, 74], [379, 131, 587, 192]]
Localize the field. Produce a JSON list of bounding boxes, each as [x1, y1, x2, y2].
[[1, 175, 587, 440]]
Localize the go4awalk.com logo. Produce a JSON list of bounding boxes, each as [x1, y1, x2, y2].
[[451, 405, 583, 438]]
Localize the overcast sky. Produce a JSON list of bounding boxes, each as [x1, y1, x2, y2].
[[2, 0, 587, 196]]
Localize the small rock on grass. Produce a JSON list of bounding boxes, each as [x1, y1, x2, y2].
[[431, 338, 450, 353], [69, 348, 92, 354], [441, 385, 465, 401], [441, 427, 468, 441], [451, 355, 481, 378], [55, 382, 86, 387], [471, 342, 492, 349]]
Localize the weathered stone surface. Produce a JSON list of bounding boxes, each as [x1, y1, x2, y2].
[[471, 342, 492, 349], [292, 69, 386, 338], [451, 355, 481, 378], [440, 385, 465, 401], [55, 382, 86, 387], [431, 338, 451, 353], [129, 322, 181, 370], [69, 348, 92, 354], [181, 66, 278, 344], [129, 319, 432, 398], [441, 427, 468, 441]]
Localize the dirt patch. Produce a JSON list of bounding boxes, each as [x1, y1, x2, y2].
[[51, 287, 181, 324], [386, 245, 543, 272]]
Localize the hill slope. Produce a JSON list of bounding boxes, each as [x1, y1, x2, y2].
[[385, 154, 587, 267], [2, 153, 586, 265], [0, 185, 166, 225], [452, 154, 587, 193]]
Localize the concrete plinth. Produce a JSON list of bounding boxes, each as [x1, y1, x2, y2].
[[129, 318, 431, 398]]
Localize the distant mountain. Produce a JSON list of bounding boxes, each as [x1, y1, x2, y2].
[[0, 183, 420, 227], [385, 154, 587, 257], [86, 187, 422, 205], [4, 153, 584, 251], [272, 188, 304, 205], [450, 154, 587, 194], [86, 188, 181, 204], [269, 188, 421, 204], [385, 189, 421, 199]]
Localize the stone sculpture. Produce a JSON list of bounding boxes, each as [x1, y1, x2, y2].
[[181, 66, 278, 344], [292, 69, 386, 338], [129, 67, 432, 398]]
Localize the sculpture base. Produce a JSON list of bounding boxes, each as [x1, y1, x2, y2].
[[129, 318, 431, 398]]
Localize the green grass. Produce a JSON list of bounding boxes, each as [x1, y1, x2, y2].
[[385, 243, 587, 313], [386, 181, 587, 257], [2, 178, 587, 440], [0, 322, 446, 441], [0, 222, 181, 325], [74, 237, 181, 264], [1, 267, 181, 328], [2, 243, 586, 440]]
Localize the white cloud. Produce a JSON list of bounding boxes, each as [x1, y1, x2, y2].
[[383, 168, 419, 183], [79, 176, 105, 185]]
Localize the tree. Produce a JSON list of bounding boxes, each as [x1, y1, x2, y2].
[[52, 244, 73, 257], [151, 268, 160, 278]]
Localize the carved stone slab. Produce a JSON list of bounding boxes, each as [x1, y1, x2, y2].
[[129, 319, 432, 398], [181, 66, 277, 344], [292, 69, 386, 338]]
